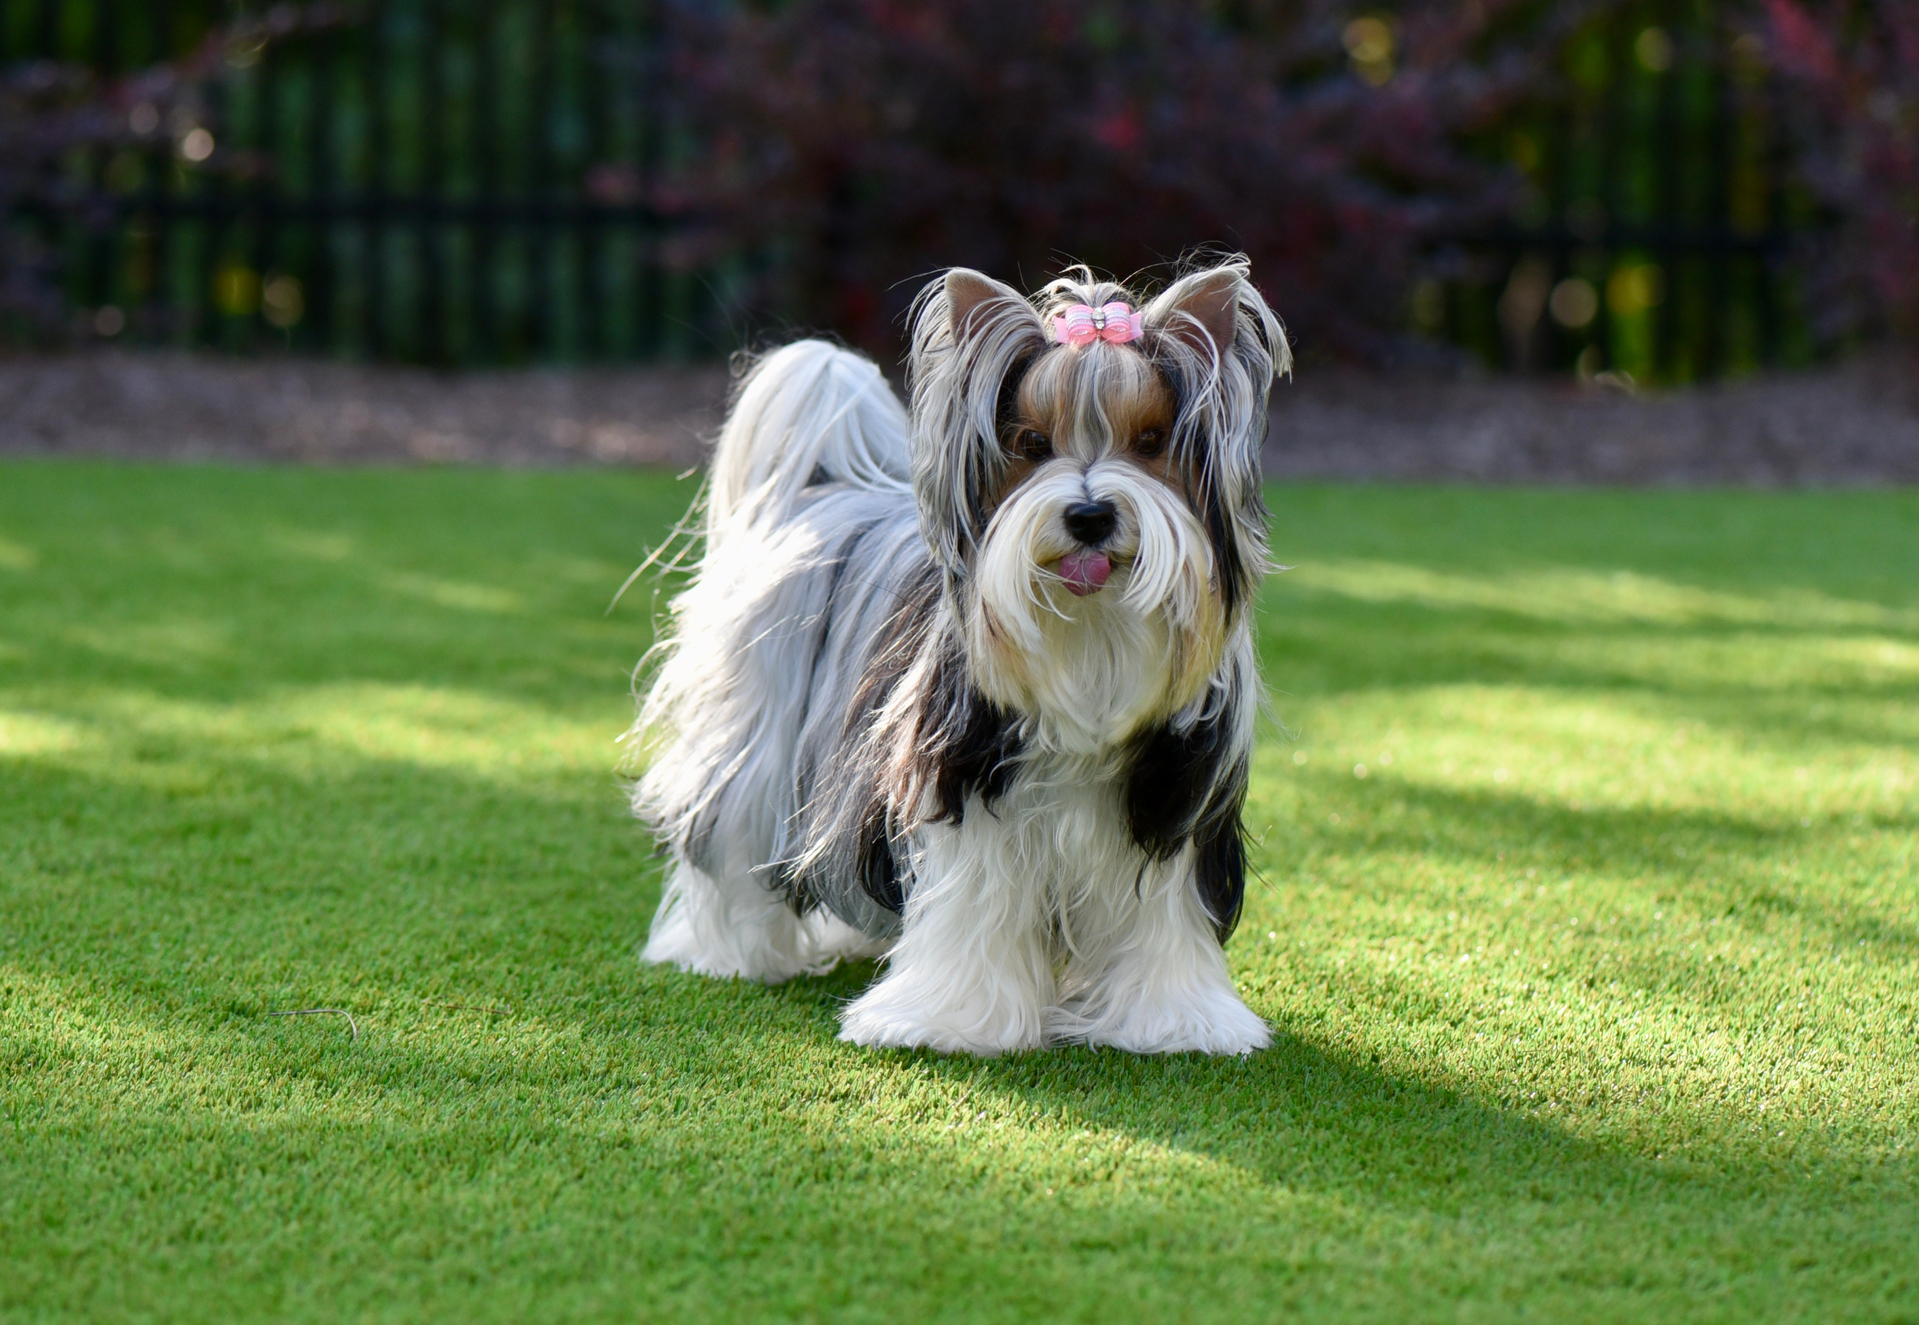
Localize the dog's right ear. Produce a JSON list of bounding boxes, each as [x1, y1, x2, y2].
[[1149, 264, 1244, 364], [944, 269, 1040, 343]]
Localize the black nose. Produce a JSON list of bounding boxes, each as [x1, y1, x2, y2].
[[1062, 500, 1117, 546]]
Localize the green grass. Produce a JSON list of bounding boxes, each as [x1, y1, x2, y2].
[[2, 463, 1916, 1324]]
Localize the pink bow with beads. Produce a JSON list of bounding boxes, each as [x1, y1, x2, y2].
[[1051, 301, 1144, 346]]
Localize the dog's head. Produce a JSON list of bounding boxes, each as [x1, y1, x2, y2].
[[907, 258, 1288, 749]]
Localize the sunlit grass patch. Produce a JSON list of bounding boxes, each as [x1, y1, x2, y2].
[[1286, 558, 1919, 632], [1, 465, 1915, 1323], [0, 709, 87, 756]]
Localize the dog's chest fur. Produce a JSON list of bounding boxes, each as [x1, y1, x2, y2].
[[917, 756, 1154, 927]]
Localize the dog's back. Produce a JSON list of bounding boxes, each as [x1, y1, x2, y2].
[[700, 339, 914, 539], [630, 341, 926, 979]]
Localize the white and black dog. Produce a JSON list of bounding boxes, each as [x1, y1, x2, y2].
[[627, 256, 1288, 1056]]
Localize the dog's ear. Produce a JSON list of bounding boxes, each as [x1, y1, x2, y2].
[[944, 269, 1036, 342], [1150, 265, 1243, 362]]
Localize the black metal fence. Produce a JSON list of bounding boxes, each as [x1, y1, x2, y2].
[[3, 0, 750, 364], [1430, 4, 1816, 383], [3, 0, 1818, 378]]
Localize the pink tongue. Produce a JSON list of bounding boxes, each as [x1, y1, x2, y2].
[[1059, 551, 1112, 597]]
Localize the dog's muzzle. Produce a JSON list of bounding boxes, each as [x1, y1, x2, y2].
[[1059, 499, 1117, 596]]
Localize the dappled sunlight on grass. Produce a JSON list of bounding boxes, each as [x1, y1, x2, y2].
[[1266, 685, 1918, 816], [0, 709, 87, 756], [59, 619, 235, 667], [0, 535, 38, 571], [377, 573, 528, 615], [2, 468, 1916, 1322], [1286, 559, 1919, 633], [274, 683, 616, 772], [1235, 520, 1919, 1222], [2, 683, 623, 790]]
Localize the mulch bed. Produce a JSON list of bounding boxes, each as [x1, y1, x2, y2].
[[0, 352, 729, 468], [4, 347, 1916, 483]]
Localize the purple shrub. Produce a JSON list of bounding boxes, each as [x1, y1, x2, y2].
[[0, 10, 337, 344], [0, 55, 212, 340], [1762, 0, 1919, 339], [662, 0, 1533, 361]]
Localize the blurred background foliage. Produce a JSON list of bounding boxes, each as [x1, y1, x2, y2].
[[0, 0, 1913, 380]]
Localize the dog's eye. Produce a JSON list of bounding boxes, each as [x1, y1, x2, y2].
[[1135, 427, 1167, 458], [1014, 429, 1052, 461]]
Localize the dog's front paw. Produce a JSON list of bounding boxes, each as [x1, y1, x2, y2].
[[1070, 983, 1272, 1056], [839, 980, 1046, 1057]]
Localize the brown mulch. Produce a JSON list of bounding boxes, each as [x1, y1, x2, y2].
[[1265, 351, 1919, 485], [0, 351, 729, 468], [3, 348, 1916, 483]]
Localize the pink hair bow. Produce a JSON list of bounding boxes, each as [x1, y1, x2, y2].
[[1052, 301, 1144, 346]]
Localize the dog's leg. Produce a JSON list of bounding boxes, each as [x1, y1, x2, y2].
[[642, 847, 824, 984], [800, 909, 893, 965], [1052, 849, 1270, 1055], [838, 818, 1053, 1055]]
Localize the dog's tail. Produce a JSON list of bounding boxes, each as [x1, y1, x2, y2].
[[705, 339, 913, 541]]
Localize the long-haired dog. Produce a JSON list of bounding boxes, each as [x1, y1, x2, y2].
[[628, 256, 1288, 1055]]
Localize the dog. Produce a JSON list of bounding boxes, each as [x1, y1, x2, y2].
[[627, 256, 1289, 1055]]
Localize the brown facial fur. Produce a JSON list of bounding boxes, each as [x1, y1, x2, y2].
[[987, 343, 1179, 512]]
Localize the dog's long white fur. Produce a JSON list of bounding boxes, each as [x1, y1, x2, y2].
[[632, 341, 915, 980], [629, 262, 1286, 1055]]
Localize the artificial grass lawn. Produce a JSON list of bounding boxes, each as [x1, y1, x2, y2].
[[1, 462, 1915, 1324]]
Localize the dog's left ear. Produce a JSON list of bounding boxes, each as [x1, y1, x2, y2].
[[943, 268, 1038, 343], [1149, 266, 1243, 362]]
